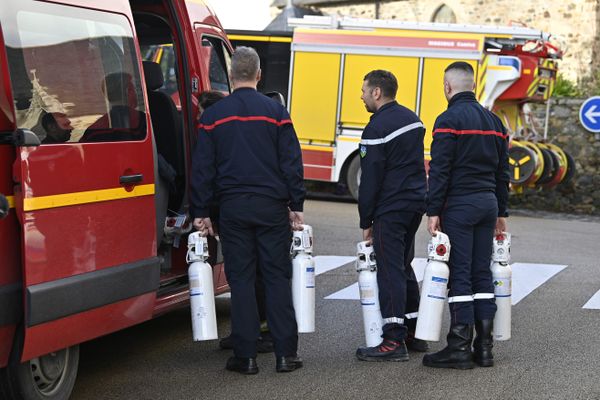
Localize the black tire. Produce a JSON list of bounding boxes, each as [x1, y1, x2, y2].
[[536, 148, 556, 185], [560, 150, 576, 185], [346, 154, 361, 201], [0, 330, 79, 400]]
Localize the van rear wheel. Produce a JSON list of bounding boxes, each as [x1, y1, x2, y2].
[[346, 154, 361, 201], [0, 337, 79, 400]]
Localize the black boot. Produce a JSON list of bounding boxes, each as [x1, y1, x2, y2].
[[473, 319, 494, 367], [422, 324, 475, 369]]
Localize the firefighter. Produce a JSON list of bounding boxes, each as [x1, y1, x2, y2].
[[423, 61, 510, 369], [191, 47, 305, 375], [196, 90, 274, 354], [355, 70, 428, 362]]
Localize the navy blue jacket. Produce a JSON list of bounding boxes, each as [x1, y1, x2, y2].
[[358, 101, 427, 229], [427, 91, 510, 217], [190, 87, 305, 218]]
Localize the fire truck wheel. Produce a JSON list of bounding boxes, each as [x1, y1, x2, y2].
[[346, 154, 361, 201], [0, 335, 79, 400]]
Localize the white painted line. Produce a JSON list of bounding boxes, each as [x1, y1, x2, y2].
[[511, 263, 567, 305], [324, 258, 427, 300], [314, 256, 356, 276], [325, 282, 359, 300], [323, 261, 567, 305], [583, 289, 600, 309]]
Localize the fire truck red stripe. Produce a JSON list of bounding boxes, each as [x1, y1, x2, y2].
[[198, 116, 293, 131], [433, 128, 507, 138]]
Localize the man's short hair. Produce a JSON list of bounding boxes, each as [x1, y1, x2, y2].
[[198, 90, 225, 110], [41, 112, 57, 131], [445, 61, 474, 76], [363, 70, 398, 99], [231, 46, 260, 82]]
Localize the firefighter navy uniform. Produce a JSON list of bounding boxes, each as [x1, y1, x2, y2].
[[357, 101, 427, 358], [424, 90, 510, 368], [190, 87, 305, 365], [427, 91, 510, 325]]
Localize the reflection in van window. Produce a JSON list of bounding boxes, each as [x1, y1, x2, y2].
[[0, 1, 146, 143], [201, 37, 231, 94]]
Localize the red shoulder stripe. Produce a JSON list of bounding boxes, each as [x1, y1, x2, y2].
[[433, 128, 507, 139], [197, 116, 293, 131]]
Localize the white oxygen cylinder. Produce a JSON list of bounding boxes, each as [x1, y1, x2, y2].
[[291, 225, 316, 333], [356, 241, 383, 347], [187, 232, 218, 341], [491, 232, 512, 341], [415, 232, 451, 342]]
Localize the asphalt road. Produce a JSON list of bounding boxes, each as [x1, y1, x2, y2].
[[71, 199, 600, 400]]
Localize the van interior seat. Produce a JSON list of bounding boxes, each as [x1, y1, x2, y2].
[[142, 61, 185, 211], [143, 60, 184, 249]]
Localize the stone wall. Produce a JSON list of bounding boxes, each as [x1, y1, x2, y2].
[[274, 0, 600, 83], [508, 98, 600, 215]]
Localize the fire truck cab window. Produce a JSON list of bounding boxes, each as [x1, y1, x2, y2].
[[202, 37, 231, 93], [0, 1, 147, 144]]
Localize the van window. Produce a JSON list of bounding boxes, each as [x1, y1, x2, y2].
[[141, 44, 181, 108], [201, 37, 231, 93], [0, 1, 146, 144]]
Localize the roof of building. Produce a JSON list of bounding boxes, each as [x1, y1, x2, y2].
[[266, 5, 323, 31]]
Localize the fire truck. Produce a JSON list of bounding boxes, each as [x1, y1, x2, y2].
[[0, 0, 234, 398], [229, 16, 573, 199]]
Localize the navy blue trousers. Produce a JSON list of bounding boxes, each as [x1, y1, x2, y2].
[[373, 211, 423, 341], [442, 192, 498, 325], [220, 194, 297, 358]]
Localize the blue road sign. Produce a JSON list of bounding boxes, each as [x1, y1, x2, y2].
[[579, 96, 600, 132]]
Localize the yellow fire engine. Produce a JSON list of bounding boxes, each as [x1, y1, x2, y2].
[[229, 15, 571, 199]]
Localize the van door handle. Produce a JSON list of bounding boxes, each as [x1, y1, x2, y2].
[[119, 174, 143, 185], [0, 194, 9, 219]]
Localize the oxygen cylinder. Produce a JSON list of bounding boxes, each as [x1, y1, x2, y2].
[[356, 241, 383, 347], [291, 225, 316, 333], [187, 232, 218, 341], [415, 232, 451, 342], [491, 232, 512, 341]]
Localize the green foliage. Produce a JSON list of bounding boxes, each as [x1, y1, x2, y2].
[[552, 71, 600, 98], [552, 73, 582, 97]]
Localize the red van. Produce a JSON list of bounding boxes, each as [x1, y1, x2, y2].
[[0, 1, 232, 398]]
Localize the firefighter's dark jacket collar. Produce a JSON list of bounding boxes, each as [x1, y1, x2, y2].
[[447, 91, 477, 108], [232, 86, 256, 93], [371, 100, 397, 119]]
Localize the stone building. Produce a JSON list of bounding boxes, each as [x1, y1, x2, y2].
[[271, 0, 600, 84]]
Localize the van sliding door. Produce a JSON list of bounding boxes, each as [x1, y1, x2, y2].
[[0, 0, 158, 362]]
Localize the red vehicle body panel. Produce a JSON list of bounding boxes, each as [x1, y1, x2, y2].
[[0, 23, 20, 367], [302, 149, 334, 181], [22, 294, 155, 361], [10, 0, 157, 361], [0, 0, 231, 366]]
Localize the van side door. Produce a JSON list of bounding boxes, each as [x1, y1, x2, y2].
[[0, 18, 21, 369], [0, 0, 158, 362]]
